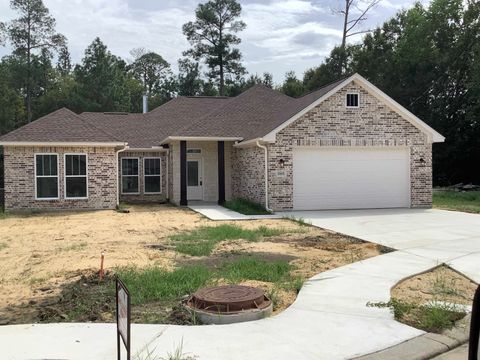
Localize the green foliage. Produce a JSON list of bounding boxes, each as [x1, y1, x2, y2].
[[223, 198, 271, 215], [170, 224, 285, 256], [129, 48, 171, 95], [182, 0, 246, 95], [280, 71, 305, 97], [433, 190, 480, 213]]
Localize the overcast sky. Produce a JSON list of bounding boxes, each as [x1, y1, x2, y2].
[[0, 0, 430, 83]]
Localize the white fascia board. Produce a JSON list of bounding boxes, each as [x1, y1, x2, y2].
[[262, 73, 445, 143], [160, 136, 243, 144], [0, 141, 128, 147], [233, 138, 271, 148]]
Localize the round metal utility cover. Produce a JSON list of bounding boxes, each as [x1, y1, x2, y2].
[[191, 285, 268, 312]]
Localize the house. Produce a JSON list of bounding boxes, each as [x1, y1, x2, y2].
[[0, 73, 444, 212]]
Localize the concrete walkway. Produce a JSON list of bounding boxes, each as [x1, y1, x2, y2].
[[1, 209, 479, 359], [189, 203, 282, 220]]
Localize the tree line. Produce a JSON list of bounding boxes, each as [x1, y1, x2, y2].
[[0, 0, 479, 186]]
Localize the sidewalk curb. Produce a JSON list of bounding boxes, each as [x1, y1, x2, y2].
[[353, 314, 470, 360]]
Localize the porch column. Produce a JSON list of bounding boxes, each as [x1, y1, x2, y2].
[[180, 140, 187, 206], [218, 141, 225, 204]]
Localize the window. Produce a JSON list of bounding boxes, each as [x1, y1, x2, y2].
[[346, 93, 359, 108], [144, 158, 161, 194], [122, 158, 139, 194], [187, 149, 201, 154], [35, 154, 59, 199], [65, 154, 87, 199]]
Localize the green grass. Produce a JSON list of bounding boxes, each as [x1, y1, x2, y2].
[[284, 216, 312, 227], [433, 190, 480, 214], [0, 211, 7, 220], [0, 242, 7, 251], [367, 298, 465, 333], [223, 198, 271, 215], [170, 224, 286, 256], [221, 257, 292, 283], [117, 266, 213, 305]]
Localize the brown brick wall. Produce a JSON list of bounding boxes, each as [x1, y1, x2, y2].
[[231, 146, 265, 206], [118, 151, 168, 203], [267, 81, 432, 210], [4, 146, 118, 210]]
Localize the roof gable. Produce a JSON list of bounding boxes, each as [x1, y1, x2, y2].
[[262, 74, 445, 143]]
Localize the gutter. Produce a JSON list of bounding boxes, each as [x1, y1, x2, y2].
[[115, 144, 129, 208], [256, 140, 273, 212], [0, 141, 126, 147]]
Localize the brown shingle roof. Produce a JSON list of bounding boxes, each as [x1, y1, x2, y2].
[[0, 108, 121, 144], [0, 79, 348, 147]]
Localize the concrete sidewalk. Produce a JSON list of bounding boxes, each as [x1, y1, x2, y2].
[[188, 203, 282, 220]]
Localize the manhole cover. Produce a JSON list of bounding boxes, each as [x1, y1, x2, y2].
[[189, 285, 270, 313]]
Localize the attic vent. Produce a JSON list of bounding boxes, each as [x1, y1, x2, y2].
[[103, 112, 130, 115]]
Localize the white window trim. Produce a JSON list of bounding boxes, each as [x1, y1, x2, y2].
[[346, 92, 360, 108], [143, 157, 162, 194], [64, 153, 89, 200], [121, 157, 140, 195], [34, 153, 60, 201]]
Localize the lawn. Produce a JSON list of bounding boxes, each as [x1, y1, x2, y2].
[[223, 198, 271, 215], [433, 190, 480, 214], [0, 204, 383, 326]]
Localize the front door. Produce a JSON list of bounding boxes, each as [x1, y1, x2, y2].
[[187, 159, 203, 200]]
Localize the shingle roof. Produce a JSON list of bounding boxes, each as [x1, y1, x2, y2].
[[0, 108, 121, 143], [0, 79, 349, 147]]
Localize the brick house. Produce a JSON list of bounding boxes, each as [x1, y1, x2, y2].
[[0, 74, 444, 212]]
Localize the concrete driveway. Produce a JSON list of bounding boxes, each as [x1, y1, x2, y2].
[[284, 208, 480, 283]]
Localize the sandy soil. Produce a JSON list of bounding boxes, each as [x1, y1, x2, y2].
[[0, 204, 383, 324], [392, 265, 478, 305]]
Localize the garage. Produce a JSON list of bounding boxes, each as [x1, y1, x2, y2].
[[292, 147, 410, 210]]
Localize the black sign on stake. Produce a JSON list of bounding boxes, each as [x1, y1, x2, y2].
[[470, 285, 480, 360], [116, 277, 131, 360]]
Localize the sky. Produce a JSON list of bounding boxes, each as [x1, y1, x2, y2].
[[0, 0, 430, 83]]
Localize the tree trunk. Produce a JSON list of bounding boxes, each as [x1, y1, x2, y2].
[[340, 0, 350, 75], [26, 10, 32, 123], [219, 24, 224, 96]]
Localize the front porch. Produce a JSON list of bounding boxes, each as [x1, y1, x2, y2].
[[169, 139, 235, 206]]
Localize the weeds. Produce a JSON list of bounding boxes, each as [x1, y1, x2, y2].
[[56, 242, 87, 252], [367, 298, 465, 333], [0, 242, 7, 250], [223, 198, 271, 215], [221, 257, 291, 283], [284, 216, 312, 227]]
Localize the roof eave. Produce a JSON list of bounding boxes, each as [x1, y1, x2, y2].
[[0, 141, 128, 147]]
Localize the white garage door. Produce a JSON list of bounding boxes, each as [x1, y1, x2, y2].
[[293, 147, 410, 210]]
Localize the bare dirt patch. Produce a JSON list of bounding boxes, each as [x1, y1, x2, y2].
[[392, 265, 478, 305], [0, 204, 384, 325]]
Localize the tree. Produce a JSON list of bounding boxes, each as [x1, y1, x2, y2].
[[74, 38, 132, 112], [183, 0, 246, 95], [56, 44, 72, 76], [6, 0, 65, 122], [280, 71, 305, 97], [0, 59, 26, 134], [177, 57, 204, 96], [129, 48, 170, 95], [336, 0, 380, 73], [0, 22, 6, 46]]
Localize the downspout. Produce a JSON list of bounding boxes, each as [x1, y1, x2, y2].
[[256, 140, 273, 212], [115, 144, 128, 208], [165, 148, 170, 201]]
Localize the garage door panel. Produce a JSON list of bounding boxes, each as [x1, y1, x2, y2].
[[293, 148, 410, 210]]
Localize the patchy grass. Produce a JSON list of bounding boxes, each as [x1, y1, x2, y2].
[[56, 242, 87, 252], [0, 242, 7, 251], [170, 224, 287, 256], [0, 211, 7, 220], [367, 299, 465, 333], [223, 198, 271, 215], [284, 216, 312, 227], [433, 190, 480, 214]]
